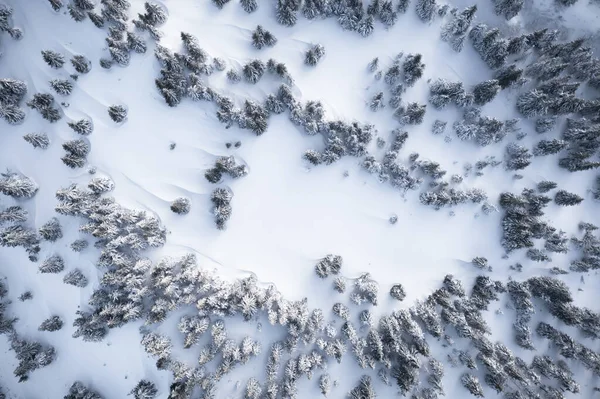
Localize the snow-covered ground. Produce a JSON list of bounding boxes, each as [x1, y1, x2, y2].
[[1, 0, 600, 398]]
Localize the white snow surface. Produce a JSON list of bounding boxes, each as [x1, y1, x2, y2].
[[1, 0, 600, 398]]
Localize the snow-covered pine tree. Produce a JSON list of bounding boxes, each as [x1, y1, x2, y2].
[[170, 197, 191, 214], [68, 119, 93, 135], [493, 0, 523, 20], [554, 189, 583, 206], [71, 55, 91, 74], [305, 44, 325, 66], [349, 375, 376, 399], [50, 79, 73, 96], [42, 50, 65, 68], [130, 380, 157, 399], [403, 54, 425, 86], [108, 104, 127, 122], [0, 171, 38, 198], [440, 5, 477, 52], [23, 133, 50, 149], [39, 217, 62, 242], [390, 284, 406, 301], [64, 381, 103, 399], [472, 80, 500, 106], [243, 59, 266, 83], [63, 269, 88, 287], [533, 139, 567, 156], [241, 0, 258, 12], [537, 180, 557, 193], [415, 0, 436, 22], [39, 316, 64, 332]]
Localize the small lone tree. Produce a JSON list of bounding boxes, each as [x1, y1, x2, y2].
[[170, 197, 191, 215], [390, 284, 406, 301], [108, 104, 127, 122], [305, 44, 325, 66]]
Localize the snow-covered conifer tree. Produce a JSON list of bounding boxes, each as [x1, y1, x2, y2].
[[390, 284, 406, 301], [50, 79, 73, 96], [415, 0, 436, 22], [403, 54, 425, 86], [42, 50, 65, 68], [71, 55, 91, 74], [472, 80, 500, 105], [23, 133, 50, 149], [554, 190, 583, 206], [0, 171, 38, 198], [130, 380, 157, 399], [493, 0, 523, 20], [441, 5, 476, 52], [305, 44, 325, 66], [64, 381, 103, 399], [63, 269, 88, 288], [39, 316, 64, 332], [39, 217, 62, 242], [170, 197, 191, 215], [243, 59, 266, 83], [108, 104, 127, 122]]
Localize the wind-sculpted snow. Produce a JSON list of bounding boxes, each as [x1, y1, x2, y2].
[[0, 0, 600, 398]]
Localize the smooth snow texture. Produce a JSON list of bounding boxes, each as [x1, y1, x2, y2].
[[1, 0, 600, 398]]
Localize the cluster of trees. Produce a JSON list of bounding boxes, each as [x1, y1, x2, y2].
[[211, 187, 233, 230], [499, 188, 567, 254], [440, 5, 477, 52], [26, 93, 61, 122], [0, 203, 40, 261], [314, 254, 343, 278], [0, 78, 27, 124], [453, 108, 518, 147], [0, 4, 22, 40], [54, 179, 166, 270], [205, 155, 248, 183], [252, 25, 277, 49], [570, 223, 600, 271], [61, 139, 90, 168], [384, 53, 425, 88], [537, 322, 600, 377], [419, 187, 487, 209], [558, 118, 600, 172]]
